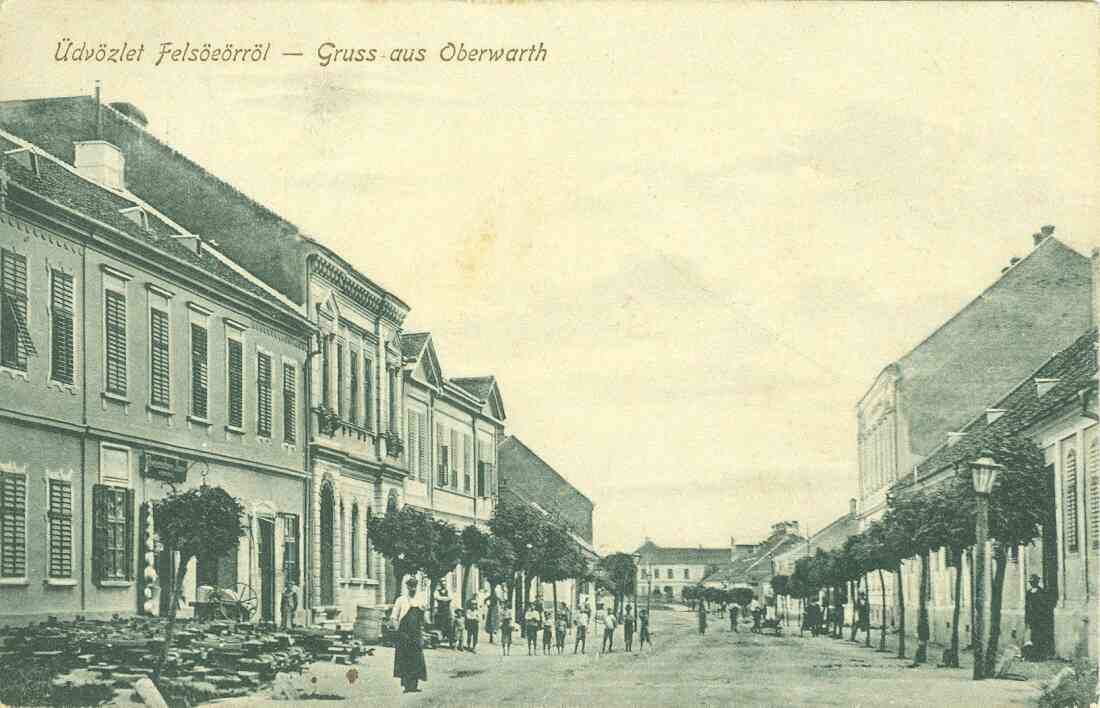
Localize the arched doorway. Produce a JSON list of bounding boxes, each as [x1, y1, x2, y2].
[[384, 491, 399, 602], [320, 482, 335, 606]]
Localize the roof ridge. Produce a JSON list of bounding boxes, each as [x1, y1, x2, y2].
[[501, 435, 593, 504]]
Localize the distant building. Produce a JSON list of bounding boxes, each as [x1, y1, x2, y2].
[[773, 501, 859, 578], [634, 540, 739, 600], [701, 522, 806, 601]]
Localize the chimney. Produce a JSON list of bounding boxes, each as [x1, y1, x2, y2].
[[729, 536, 736, 562], [849, 497, 857, 518], [1033, 225, 1055, 247], [74, 140, 125, 191]]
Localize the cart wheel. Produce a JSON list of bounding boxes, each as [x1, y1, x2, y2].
[[232, 582, 259, 621]]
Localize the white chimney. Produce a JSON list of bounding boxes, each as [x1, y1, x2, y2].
[[74, 140, 125, 191], [849, 497, 857, 518]]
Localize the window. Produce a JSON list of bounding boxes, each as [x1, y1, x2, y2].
[[363, 355, 373, 430], [477, 461, 487, 497], [666, 568, 673, 580], [1065, 447, 1079, 553], [190, 324, 208, 418], [437, 422, 449, 487], [50, 270, 74, 384], [48, 479, 73, 579], [350, 504, 359, 577], [336, 341, 345, 418], [463, 434, 472, 493], [93, 484, 133, 583], [388, 368, 397, 433], [1088, 434, 1099, 551], [104, 289, 127, 394], [0, 470, 27, 578], [283, 363, 297, 444], [418, 413, 428, 481], [350, 353, 359, 423], [227, 337, 243, 429], [321, 337, 331, 409], [683, 568, 690, 579], [451, 430, 459, 490], [1, 249, 33, 371], [149, 307, 170, 407], [256, 351, 272, 437], [282, 514, 299, 584], [365, 506, 372, 578]]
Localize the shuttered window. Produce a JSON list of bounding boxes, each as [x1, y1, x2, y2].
[[364, 507, 372, 578], [93, 484, 133, 583], [388, 368, 397, 433], [463, 434, 472, 493], [321, 337, 331, 409], [1, 249, 33, 370], [451, 430, 459, 489], [1088, 434, 1099, 551], [149, 308, 170, 407], [50, 270, 75, 384], [363, 356, 373, 430], [282, 514, 299, 584], [283, 363, 297, 444], [350, 504, 360, 578], [227, 338, 243, 429], [104, 289, 127, 394], [256, 351, 272, 437], [48, 479, 73, 578], [336, 342, 345, 418], [437, 422, 449, 487], [1065, 447, 1079, 553], [478, 461, 487, 498], [350, 353, 359, 423], [407, 411, 417, 474], [190, 324, 208, 419], [0, 471, 27, 578], [418, 413, 428, 480]]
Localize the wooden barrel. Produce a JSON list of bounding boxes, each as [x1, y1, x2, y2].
[[353, 606, 387, 643]]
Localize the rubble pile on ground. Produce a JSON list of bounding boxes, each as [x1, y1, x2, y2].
[[0, 615, 370, 703]]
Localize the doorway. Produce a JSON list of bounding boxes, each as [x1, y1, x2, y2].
[[258, 517, 276, 622], [320, 482, 335, 606]]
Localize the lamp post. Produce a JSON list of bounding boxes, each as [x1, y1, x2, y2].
[[970, 451, 1003, 681], [632, 552, 642, 630]]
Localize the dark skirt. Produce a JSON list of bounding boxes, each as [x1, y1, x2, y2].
[[393, 607, 428, 683]]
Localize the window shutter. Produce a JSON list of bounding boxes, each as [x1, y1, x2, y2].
[[477, 462, 486, 498], [321, 337, 331, 409], [464, 434, 472, 493], [227, 338, 243, 428], [350, 354, 359, 423], [48, 479, 73, 578], [1089, 435, 1099, 551], [418, 413, 428, 480], [104, 290, 128, 394], [451, 430, 459, 489], [190, 324, 208, 418], [150, 308, 170, 407], [257, 352, 272, 437], [0, 472, 27, 578], [407, 411, 416, 471], [50, 271, 75, 384], [92, 484, 108, 584], [436, 422, 445, 486], [336, 342, 345, 418], [1, 249, 32, 370], [363, 355, 372, 431], [1065, 448, 1079, 552], [124, 488, 135, 580], [283, 364, 297, 444]]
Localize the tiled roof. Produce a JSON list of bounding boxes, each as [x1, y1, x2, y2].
[[0, 136, 305, 324], [635, 541, 733, 566], [915, 328, 1098, 480], [703, 531, 805, 584], [498, 436, 594, 543], [451, 376, 495, 401], [400, 332, 431, 360]]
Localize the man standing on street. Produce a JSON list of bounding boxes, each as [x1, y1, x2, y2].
[[391, 577, 428, 694], [697, 598, 707, 635], [574, 604, 590, 654], [465, 595, 481, 652], [1024, 575, 1054, 660], [601, 605, 617, 652], [729, 602, 740, 633]]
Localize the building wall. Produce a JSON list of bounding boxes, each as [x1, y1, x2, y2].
[[498, 436, 593, 544]]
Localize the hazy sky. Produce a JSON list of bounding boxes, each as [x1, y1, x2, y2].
[[2, 2, 1097, 554]]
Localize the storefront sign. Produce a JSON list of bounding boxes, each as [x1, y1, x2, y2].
[[142, 452, 187, 483]]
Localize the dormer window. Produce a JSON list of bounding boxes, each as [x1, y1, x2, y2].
[[4, 148, 39, 176], [119, 206, 148, 230]]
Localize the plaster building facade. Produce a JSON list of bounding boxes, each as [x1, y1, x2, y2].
[[634, 541, 734, 600], [0, 94, 415, 624], [0, 127, 314, 627], [400, 332, 506, 603]]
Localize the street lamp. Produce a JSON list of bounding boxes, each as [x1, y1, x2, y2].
[[632, 552, 642, 629], [970, 451, 1003, 681]]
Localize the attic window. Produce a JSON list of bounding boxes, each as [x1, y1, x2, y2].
[[985, 409, 1007, 424], [1036, 378, 1060, 398], [119, 206, 148, 230], [946, 432, 966, 448], [4, 148, 39, 176]]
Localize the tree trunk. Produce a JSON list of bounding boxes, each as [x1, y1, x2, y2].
[[863, 576, 872, 648], [460, 563, 469, 607], [895, 564, 906, 659], [877, 569, 887, 651], [155, 557, 191, 680], [552, 582, 559, 619], [915, 551, 930, 664], [849, 580, 858, 641], [984, 543, 1009, 677], [428, 577, 438, 625], [949, 547, 963, 667], [967, 547, 975, 651]]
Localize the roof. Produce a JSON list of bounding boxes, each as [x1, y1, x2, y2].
[[702, 527, 807, 585], [451, 376, 495, 401], [0, 131, 309, 329], [401, 332, 431, 360], [774, 511, 859, 562], [634, 540, 733, 567], [498, 435, 594, 543], [858, 235, 1092, 457], [915, 327, 1098, 480]]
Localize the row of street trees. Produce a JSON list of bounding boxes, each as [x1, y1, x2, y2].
[[772, 431, 1047, 678], [366, 500, 594, 622]]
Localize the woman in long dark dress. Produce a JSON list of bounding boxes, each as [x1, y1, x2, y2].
[[391, 577, 428, 693]]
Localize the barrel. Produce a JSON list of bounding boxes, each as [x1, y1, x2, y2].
[[354, 606, 387, 643]]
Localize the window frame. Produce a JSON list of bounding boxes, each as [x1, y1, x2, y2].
[[46, 476, 74, 581], [256, 349, 273, 438], [102, 267, 131, 398], [0, 466, 28, 583], [225, 328, 245, 432], [282, 360, 298, 445], [148, 304, 171, 410], [49, 268, 75, 386], [0, 248, 32, 373]]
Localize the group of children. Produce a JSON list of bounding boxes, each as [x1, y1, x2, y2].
[[494, 602, 652, 657]]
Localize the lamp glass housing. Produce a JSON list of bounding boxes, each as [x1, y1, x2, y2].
[[970, 455, 1004, 495]]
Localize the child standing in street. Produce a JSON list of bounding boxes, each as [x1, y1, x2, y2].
[[525, 604, 541, 656], [639, 608, 652, 649], [542, 608, 554, 655], [555, 610, 568, 655], [623, 605, 636, 652], [452, 607, 466, 651], [500, 606, 513, 656], [574, 605, 589, 654]]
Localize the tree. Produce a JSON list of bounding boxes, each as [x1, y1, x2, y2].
[[367, 505, 436, 599], [596, 553, 638, 615], [422, 517, 463, 621], [459, 525, 490, 605], [858, 520, 897, 652], [478, 536, 517, 601], [152, 483, 245, 679], [489, 502, 549, 615], [534, 521, 586, 614], [730, 586, 755, 607], [771, 574, 790, 623]]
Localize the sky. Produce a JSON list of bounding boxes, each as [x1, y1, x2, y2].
[[2, 1, 1097, 555]]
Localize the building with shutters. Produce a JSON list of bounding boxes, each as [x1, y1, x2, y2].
[[0, 93, 416, 625], [399, 332, 506, 603], [0, 126, 314, 626]]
